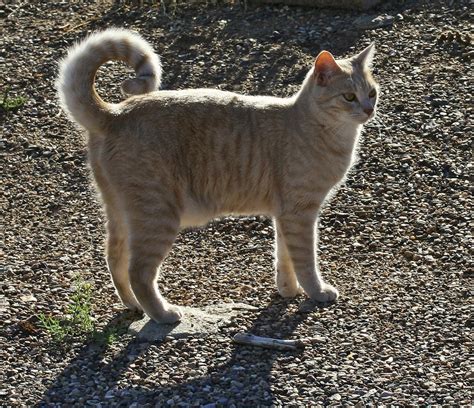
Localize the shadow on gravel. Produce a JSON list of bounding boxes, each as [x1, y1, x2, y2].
[[40, 296, 324, 406]]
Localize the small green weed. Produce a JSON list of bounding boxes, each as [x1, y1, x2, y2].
[[38, 278, 95, 343], [66, 279, 95, 333], [37, 313, 68, 342], [93, 325, 125, 347], [0, 87, 27, 112], [38, 277, 130, 347]]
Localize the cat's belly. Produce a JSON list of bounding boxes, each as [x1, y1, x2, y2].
[[180, 214, 211, 228], [179, 196, 272, 228], [180, 206, 214, 228]]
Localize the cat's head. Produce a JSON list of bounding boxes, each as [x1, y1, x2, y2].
[[303, 44, 379, 125]]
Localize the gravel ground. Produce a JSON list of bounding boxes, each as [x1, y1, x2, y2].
[[1, 0, 472, 406]]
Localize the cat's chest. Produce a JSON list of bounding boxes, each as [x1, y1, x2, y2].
[[324, 150, 356, 181], [321, 126, 359, 176], [293, 126, 360, 192]]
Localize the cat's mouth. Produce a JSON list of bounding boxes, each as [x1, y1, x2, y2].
[[354, 111, 375, 124], [363, 113, 375, 123]]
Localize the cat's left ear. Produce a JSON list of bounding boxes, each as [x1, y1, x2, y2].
[[313, 51, 342, 86], [354, 43, 376, 68]]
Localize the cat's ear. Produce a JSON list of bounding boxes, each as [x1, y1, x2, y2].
[[313, 51, 342, 86], [354, 43, 375, 68]]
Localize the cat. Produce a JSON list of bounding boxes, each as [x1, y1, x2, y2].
[[57, 28, 378, 324]]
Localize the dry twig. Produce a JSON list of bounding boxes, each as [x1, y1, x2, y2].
[[233, 332, 325, 351]]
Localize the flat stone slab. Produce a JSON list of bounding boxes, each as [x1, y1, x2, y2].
[[128, 303, 258, 342]]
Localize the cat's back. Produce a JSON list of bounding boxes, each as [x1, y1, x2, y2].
[[119, 88, 288, 118], [108, 88, 289, 150]]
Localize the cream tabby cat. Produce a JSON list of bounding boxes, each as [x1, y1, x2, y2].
[[58, 29, 378, 324]]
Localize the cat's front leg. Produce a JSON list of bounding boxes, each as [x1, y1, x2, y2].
[[274, 220, 303, 297], [276, 213, 339, 303]]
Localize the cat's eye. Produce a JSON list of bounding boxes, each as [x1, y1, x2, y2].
[[343, 93, 357, 102], [369, 89, 377, 98]]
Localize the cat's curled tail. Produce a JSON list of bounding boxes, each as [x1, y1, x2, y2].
[[57, 28, 161, 131]]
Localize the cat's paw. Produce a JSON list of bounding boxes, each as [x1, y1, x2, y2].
[[276, 266, 303, 298], [278, 282, 304, 298], [308, 283, 339, 303], [123, 299, 143, 313], [153, 304, 183, 324]]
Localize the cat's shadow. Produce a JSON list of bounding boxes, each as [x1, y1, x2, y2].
[[39, 296, 326, 406]]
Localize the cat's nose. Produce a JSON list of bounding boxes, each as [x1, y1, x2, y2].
[[364, 107, 374, 117]]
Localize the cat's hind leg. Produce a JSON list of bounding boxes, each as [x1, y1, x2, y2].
[[276, 213, 339, 303], [90, 152, 141, 311], [105, 208, 142, 312], [274, 219, 303, 297], [126, 200, 182, 324]]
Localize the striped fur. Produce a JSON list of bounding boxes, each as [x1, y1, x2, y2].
[[58, 29, 378, 323]]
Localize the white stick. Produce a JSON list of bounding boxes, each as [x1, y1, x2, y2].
[[232, 332, 325, 351]]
